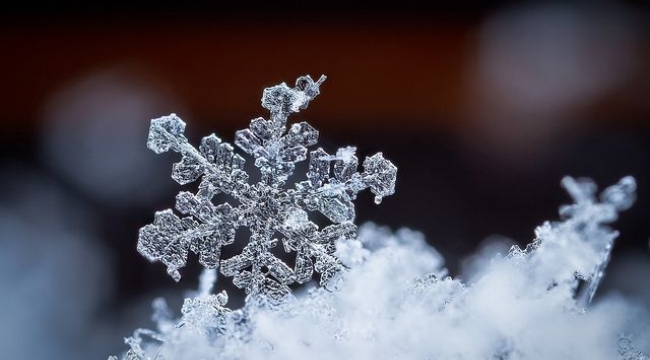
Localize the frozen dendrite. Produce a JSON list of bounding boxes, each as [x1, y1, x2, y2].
[[138, 75, 397, 302]]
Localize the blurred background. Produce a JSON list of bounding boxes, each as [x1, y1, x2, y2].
[[0, 1, 649, 358]]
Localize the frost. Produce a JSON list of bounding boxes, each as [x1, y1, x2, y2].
[[114, 173, 649, 360], [138, 75, 397, 300], [113, 76, 649, 360]]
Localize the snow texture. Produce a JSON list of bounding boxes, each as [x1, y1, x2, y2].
[[138, 75, 397, 302], [114, 77, 650, 360]]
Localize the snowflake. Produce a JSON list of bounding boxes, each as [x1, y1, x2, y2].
[[138, 75, 397, 303]]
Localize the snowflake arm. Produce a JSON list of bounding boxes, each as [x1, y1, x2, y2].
[[294, 146, 397, 224], [278, 206, 358, 288], [234, 76, 323, 185], [139, 114, 249, 280]]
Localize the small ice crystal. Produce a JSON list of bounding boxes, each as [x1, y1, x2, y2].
[[509, 176, 637, 306], [138, 75, 397, 301], [618, 336, 649, 360]]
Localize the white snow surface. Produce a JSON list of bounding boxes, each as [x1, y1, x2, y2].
[[115, 211, 650, 359]]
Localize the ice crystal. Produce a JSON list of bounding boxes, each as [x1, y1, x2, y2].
[[618, 336, 650, 360], [508, 176, 636, 306], [138, 75, 397, 302]]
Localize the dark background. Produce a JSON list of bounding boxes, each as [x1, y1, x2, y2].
[[0, 2, 648, 358]]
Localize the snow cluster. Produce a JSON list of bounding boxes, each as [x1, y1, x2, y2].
[[112, 76, 649, 360]]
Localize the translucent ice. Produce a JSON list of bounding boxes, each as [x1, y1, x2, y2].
[[138, 75, 397, 300]]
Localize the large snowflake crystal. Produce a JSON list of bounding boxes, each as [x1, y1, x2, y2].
[[138, 75, 397, 302]]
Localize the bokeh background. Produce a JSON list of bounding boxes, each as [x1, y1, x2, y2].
[[1, 2, 649, 358]]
